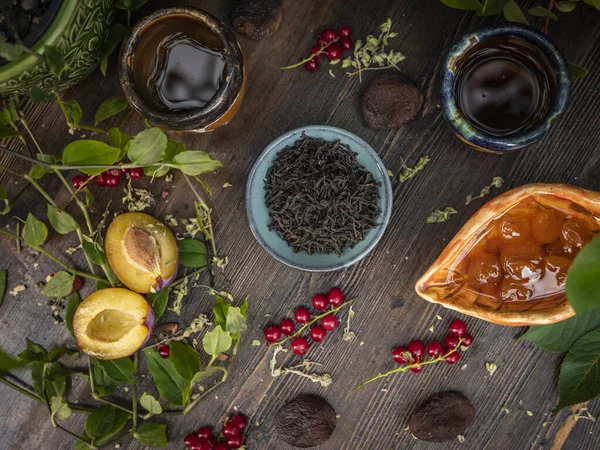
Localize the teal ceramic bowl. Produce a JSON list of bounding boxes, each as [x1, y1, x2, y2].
[[246, 125, 393, 272]]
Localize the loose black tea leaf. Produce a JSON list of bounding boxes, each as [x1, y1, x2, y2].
[[265, 136, 380, 255]]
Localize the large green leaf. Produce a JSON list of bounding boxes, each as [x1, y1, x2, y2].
[[566, 235, 600, 313], [41, 272, 75, 299], [557, 328, 600, 410], [0, 348, 24, 373], [65, 293, 82, 338], [108, 127, 131, 153], [86, 404, 116, 439], [18, 338, 49, 364], [96, 358, 135, 384], [95, 96, 128, 125], [90, 358, 119, 396], [126, 128, 167, 165], [0, 125, 18, 138], [144, 348, 191, 406], [202, 326, 232, 364], [147, 289, 169, 321], [47, 205, 78, 235], [519, 309, 600, 353], [44, 45, 66, 79], [169, 151, 222, 176], [99, 23, 130, 76], [441, 0, 482, 10], [0, 270, 6, 308], [178, 239, 208, 268], [169, 342, 200, 381], [225, 303, 248, 346], [82, 239, 107, 265], [133, 423, 167, 448], [22, 213, 48, 247], [503, 0, 529, 23], [30, 361, 67, 400], [62, 141, 121, 175]]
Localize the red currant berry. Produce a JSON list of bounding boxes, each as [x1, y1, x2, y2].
[[199, 441, 214, 450], [321, 314, 339, 331], [311, 45, 324, 57], [312, 294, 328, 311], [410, 359, 423, 373], [449, 319, 467, 337], [105, 173, 120, 187], [445, 350, 460, 364], [197, 427, 212, 441], [291, 336, 309, 355], [340, 37, 353, 51], [339, 26, 353, 38], [392, 346, 409, 364], [222, 422, 239, 439], [231, 413, 247, 430], [72, 175, 88, 190], [408, 340, 426, 359], [294, 307, 311, 324], [227, 435, 243, 449], [444, 334, 460, 350], [71, 277, 83, 294], [321, 29, 338, 43], [310, 325, 327, 342], [264, 325, 281, 343], [326, 44, 342, 61], [426, 341, 445, 358], [185, 433, 201, 448], [461, 333, 474, 347], [327, 287, 344, 307], [108, 168, 122, 177], [279, 319, 295, 335], [214, 443, 228, 450], [96, 172, 108, 187], [305, 58, 319, 72], [158, 345, 170, 359], [129, 167, 143, 179]]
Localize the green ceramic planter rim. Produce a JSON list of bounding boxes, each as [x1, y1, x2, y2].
[[0, 1, 78, 84]]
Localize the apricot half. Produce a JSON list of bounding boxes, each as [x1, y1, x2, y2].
[[73, 288, 154, 360], [105, 212, 178, 294]]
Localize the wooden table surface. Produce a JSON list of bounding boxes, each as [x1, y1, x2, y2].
[[1, 0, 600, 449]]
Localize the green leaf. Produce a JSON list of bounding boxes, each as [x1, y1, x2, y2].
[[225, 305, 248, 346], [29, 164, 47, 180], [65, 100, 83, 126], [0, 125, 18, 138], [213, 295, 228, 330], [556, 1, 577, 11], [169, 151, 222, 176], [18, 339, 49, 363], [108, 127, 131, 152], [76, 409, 129, 449], [0, 36, 25, 61], [65, 293, 82, 338], [568, 62, 589, 80], [86, 404, 116, 439], [566, 235, 600, 313], [115, 0, 132, 9], [557, 327, 600, 410], [62, 141, 121, 175], [144, 348, 192, 406], [164, 139, 187, 161], [584, 0, 600, 10], [50, 395, 72, 422], [0, 269, 6, 307], [134, 423, 167, 448], [42, 272, 75, 299], [478, 0, 506, 15], [44, 45, 66, 79], [30, 86, 57, 102], [140, 392, 163, 415], [47, 347, 78, 362], [178, 239, 208, 268], [528, 5, 558, 19], [147, 289, 169, 322], [90, 359, 119, 396], [202, 326, 232, 362], [95, 97, 128, 125], [47, 205, 78, 235], [30, 361, 67, 400], [0, 348, 24, 373], [99, 23, 130, 76], [169, 342, 200, 380], [503, 0, 529, 23], [126, 128, 167, 165], [82, 240, 107, 265], [23, 213, 48, 247], [96, 358, 134, 384], [0, 187, 9, 215], [440, 0, 483, 10]]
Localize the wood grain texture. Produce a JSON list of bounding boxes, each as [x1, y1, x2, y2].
[[1, 0, 600, 449]]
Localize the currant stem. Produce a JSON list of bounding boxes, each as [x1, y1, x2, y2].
[[271, 299, 355, 347], [281, 40, 338, 69]]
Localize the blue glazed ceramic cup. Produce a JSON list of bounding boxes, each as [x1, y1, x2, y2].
[[246, 125, 393, 272], [440, 23, 571, 153]]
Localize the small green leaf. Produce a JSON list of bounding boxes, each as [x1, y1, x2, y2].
[[82, 240, 107, 265], [126, 128, 167, 165], [164, 139, 187, 161], [144, 348, 192, 406], [90, 359, 119, 396], [50, 395, 72, 422], [0, 270, 6, 307], [108, 127, 131, 152], [18, 338, 49, 364], [568, 62, 589, 80], [23, 213, 48, 247], [202, 326, 232, 363], [0, 348, 24, 373], [47, 205, 78, 235], [169, 151, 222, 176], [225, 305, 248, 346], [503, 0, 529, 23], [47, 347, 78, 362], [86, 404, 116, 439], [584, 0, 600, 10], [76, 409, 129, 449], [556, 1, 577, 11], [0, 125, 18, 138], [147, 289, 169, 322], [62, 141, 121, 175], [65, 293, 82, 338], [97, 358, 135, 384], [65, 100, 83, 126], [44, 45, 66, 79], [0, 36, 25, 61], [29, 164, 47, 180], [95, 96, 128, 125], [566, 235, 600, 313], [30, 86, 57, 102], [0, 187, 10, 215], [99, 23, 130, 76], [169, 342, 200, 381], [140, 392, 163, 415], [528, 5, 558, 19], [178, 239, 208, 268], [42, 272, 75, 299], [134, 423, 167, 448]]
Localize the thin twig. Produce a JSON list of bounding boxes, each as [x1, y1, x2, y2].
[[542, 0, 556, 34]]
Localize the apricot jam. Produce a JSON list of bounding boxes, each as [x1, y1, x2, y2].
[[450, 197, 599, 311]]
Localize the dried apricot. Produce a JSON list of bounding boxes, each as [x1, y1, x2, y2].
[[468, 252, 503, 287], [501, 280, 533, 302], [544, 256, 572, 287], [500, 217, 531, 243], [560, 219, 594, 249], [500, 242, 543, 280], [531, 208, 564, 244]]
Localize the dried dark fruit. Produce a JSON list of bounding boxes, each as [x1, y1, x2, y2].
[[361, 74, 424, 129], [408, 392, 475, 442], [230, 0, 283, 41], [275, 395, 336, 448]]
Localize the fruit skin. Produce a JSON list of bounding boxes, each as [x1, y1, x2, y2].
[[321, 314, 339, 331], [96, 172, 108, 187], [312, 294, 328, 311], [71, 277, 83, 294], [294, 307, 311, 324], [73, 288, 155, 360], [185, 433, 201, 448], [197, 427, 212, 440], [321, 29, 338, 43], [461, 333, 474, 347], [279, 319, 295, 335], [392, 346, 409, 364], [327, 288, 344, 307], [158, 345, 170, 359], [214, 443, 229, 450], [449, 319, 467, 337], [305, 58, 319, 72], [427, 341, 444, 358], [291, 336, 309, 355], [340, 38, 353, 51], [311, 45, 324, 57], [326, 44, 342, 61], [444, 334, 460, 350], [445, 351, 460, 364], [129, 168, 143, 179], [310, 325, 327, 342], [408, 340, 426, 358], [222, 422, 239, 438], [72, 175, 88, 190], [105, 212, 179, 294], [264, 325, 281, 343], [231, 414, 247, 430], [410, 359, 423, 373], [339, 26, 353, 38], [105, 173, 120, 187], [226, 435, 243, 449]]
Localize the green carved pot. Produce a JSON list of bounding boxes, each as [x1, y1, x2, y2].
[[0, 0, 115, 96]]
